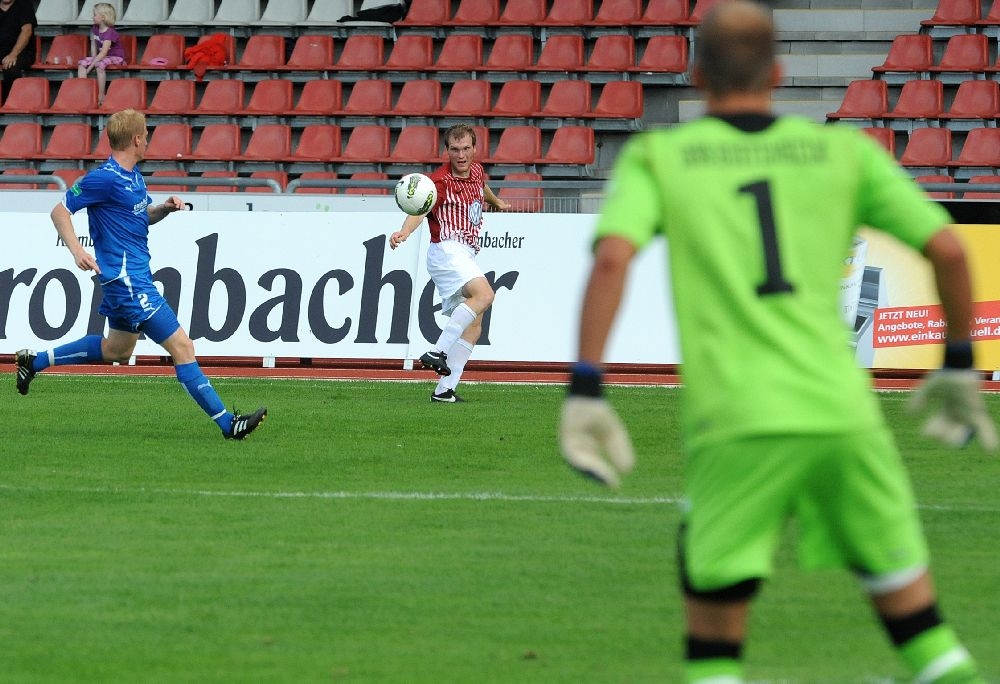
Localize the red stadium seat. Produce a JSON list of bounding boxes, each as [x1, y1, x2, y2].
[[384, 34, 434, 71], [921, 0, 980, 28], [388, 126, 441, 163], [483, 125, 541, 164], [244, 79, 294, 115], [491, 80, 541, 116], [290, 125, 342, 162], [232, 34, 285, 70], [191, 123, 242, 160], [115, 33, 138, 68], [336, 35, 385, 70], [961, 175, 1000, 198], [442, 80, 491, 117], [147, 169, 189, 193], [39, 123, 92, 160], [147, 80, 197, 115], [900, 127, 952, 168], [826, 79, 888, 120], [343, 80, 392, 115], [195, 170, 237, 193], [138, 33, 187, 69], [940, 80, 1000, 121], [145, 123, 194, 160], [642, 0, 689, 23], [587, 34, 636, 72], [539, 80, 591, 117], [45, 78, 98, 113], [51, 167, 86, 187], [949, 127, 1000, 168], [238, 124, 291, 161], [98, 78, 147, 114], [633, 35, 689, 73], [0, 77, 50, 113], [392, 80, 442, 116], [346, 172, 389, 195], [884, 79, 944, 122], [872, 34, 933, 77], [339, 125, 391, 161], [195, 79, 245, 115], [470, 125, 491, 161], [497, 0, 546, 24], [686, 0, 730, 25], [540, 126, 595, 165], [591, 80, 643, 120], [38, 34, 88, 69], [433, 34, 483, 71], [928, 34, 989, 74], [0, 168, 40, 189], [914, 174, 954, 199], [395, 0, 450, 25], [289, 80, 344, 115], [484, 34, 534, 71], [533, 34, 584, 71], [283, 34, 335, 70], [90, 128, 112, 160], [977, 0, 1000, 26], [498, 172, 544, 212], [450, 0, 499, 25], [544, 0, 593, 24], [860, 126, 896, 155], [293, 171, 339, 194], [247, 170, 288, 193], [591, 0, 642, 24]]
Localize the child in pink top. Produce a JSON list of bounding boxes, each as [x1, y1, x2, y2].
[[77, 2, 126, 104]]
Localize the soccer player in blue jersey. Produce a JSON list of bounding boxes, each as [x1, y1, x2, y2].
[[560, 2, 993, 682], [15, 108, 266, 440]]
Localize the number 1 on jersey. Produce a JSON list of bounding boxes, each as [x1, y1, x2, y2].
[[740, 180, 795, 296]]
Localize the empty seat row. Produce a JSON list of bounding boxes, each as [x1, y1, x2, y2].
[[1, 77, 642, 124], [874, 33, 1000, 80], [35, 0, 359, 26], [0, 122, 596, 168], [861, 125, 1000, 175], [829, 78, 1000, 127], [32, 32, 687, 75], [913, 174, 1000, 199], [921, 0, 1000, 29], [397, 0, 719, 27]]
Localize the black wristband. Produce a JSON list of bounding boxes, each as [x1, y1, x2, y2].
[[569, 362, 603, 398], [943, 340, 974, 369]]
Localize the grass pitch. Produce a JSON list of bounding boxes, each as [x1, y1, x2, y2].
[[1, 376, 997, 683]]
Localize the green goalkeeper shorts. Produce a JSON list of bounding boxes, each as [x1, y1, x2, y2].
[[680, 428, 929, 592]]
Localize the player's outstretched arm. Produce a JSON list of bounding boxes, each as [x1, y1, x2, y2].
[[390, 214, 424, 250], [50, 202, 99, 274]]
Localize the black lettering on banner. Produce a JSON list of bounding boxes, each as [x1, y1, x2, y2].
[[85, 274, 105, 335], [356, 235, 413, 344], [478, 270, 520, 345], [29, 269, 80, 339], [250, 269, 303, 343], [189, 234, 247, 341], [308, 270, 353, 343], [0, 267, 36, 338], [418, 280, 442, 343], [154, 267, 183, 318]]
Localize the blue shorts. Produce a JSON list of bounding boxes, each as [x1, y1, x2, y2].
[[99, 279, 181, 344]]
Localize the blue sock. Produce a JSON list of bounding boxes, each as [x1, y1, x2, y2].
[[175, 362, 232, 433], [35, 335, 105, 371]]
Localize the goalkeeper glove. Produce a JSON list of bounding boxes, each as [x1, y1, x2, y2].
[[908, 341, 998, 451], [559, 363, 635, 488]]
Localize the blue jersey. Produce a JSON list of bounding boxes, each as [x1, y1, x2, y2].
[[64, 157, 153, 288]]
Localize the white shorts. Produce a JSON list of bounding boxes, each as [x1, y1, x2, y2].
[[426, 240, 484, 316]]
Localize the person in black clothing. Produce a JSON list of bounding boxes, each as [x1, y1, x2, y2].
[[0, 0, 36, 101]]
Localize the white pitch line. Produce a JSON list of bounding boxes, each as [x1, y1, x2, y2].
[[0, 484, 997, 512]]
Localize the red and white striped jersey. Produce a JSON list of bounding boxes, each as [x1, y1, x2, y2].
[[427, 162, 487, 253]]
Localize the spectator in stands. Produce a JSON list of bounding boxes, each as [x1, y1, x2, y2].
[[0, 0, 37, 102], [389, 124, 510, 403], [77, 2, 126, 105], [14, 109, 267, 442], [559, 2, 994, 683]]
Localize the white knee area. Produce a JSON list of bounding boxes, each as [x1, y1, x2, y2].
[[858, 565, 927, 596]]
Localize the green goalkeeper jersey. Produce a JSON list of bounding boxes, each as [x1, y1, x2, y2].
[[596, 114, 950, 450]]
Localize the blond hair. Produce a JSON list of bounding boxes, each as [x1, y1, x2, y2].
[[106, 109, 145, 150], [93, 2, 116, 26]]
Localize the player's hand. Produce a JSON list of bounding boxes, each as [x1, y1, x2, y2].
[[73, 250, 100, 274], [560, 396, 635, 488], [389, 231, 406, 250], [163, 196, 185, 212], [909, 369, 998, 451]]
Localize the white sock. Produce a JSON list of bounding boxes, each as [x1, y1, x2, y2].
[[436, 339, 474, 394], [434, 303, 476, 355]]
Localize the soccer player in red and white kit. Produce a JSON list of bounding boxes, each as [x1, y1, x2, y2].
[[390, 124, 510, 402]]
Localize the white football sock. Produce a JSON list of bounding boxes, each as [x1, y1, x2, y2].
[[434, 303, 476, 355], [437, 338, 474, 393]]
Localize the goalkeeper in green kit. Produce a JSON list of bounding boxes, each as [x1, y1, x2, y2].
[[558, 2, 997, 682]]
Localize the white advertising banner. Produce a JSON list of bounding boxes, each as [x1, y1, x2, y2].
[[2, 211, 681, 364]]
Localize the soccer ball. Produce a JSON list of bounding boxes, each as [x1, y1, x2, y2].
[[394, 173, 438, 216]]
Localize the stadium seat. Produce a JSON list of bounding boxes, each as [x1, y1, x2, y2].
[[98, 78, 147, 114], [498, 172, 544, 212], [884, 79, 944, 124], [37, 34, 88, 69], [283, 35, 335, 70], [237, 124, 292, 161], [497, 0, 546, 24], [147, 169, 189, 192], [343, 80, 392, 115], [484, 34, 534, 71], [961, 175, 1000, 198], [392, 80, 442, 116], [0, 77, 50, 114], [685, 0, 728, 25], [244, 79, 294, 115], [977, 0, 1000, 26], [0, 124, 42, 159], [591, 80, 643, 121], [540, 126, 595, 165], [642, 0, 689, 24], [900, 127, 952, 168], [826, 79, 889, 120], [289, 80, 344, 115], [45, 78, 99, 114], [633, 35, 689, 73], [290, 125, 342, 161], [491, 80, 541, 117], [35, 0, 79, 24], [591, 0, 642, 25], [544, 0, 593, 24], [339, 125, 391, 161], [195, 170, 237, 192], [346, 171, 389, 195], [145, 123, 194, 160], [51, 168, 86, 188], [939, 80, 1000, 121], [920, 0, 980, 28], [191, 124, 242, 160], [122, 0, 170, 24], [207, 0, 262, 25], [383, 35, 434, 71], [533, 34, 584, 71], [247, 170, 288, 193], [949, 127, 1000, 168], [388, 126, 441, 163], [90, 128, 112, 160], [433, 34, 484, 71], [190, 33, 236, 68], [872, 34, 933, 77], [293, 171, 339, 194], [115, 34, 138, 69], [195, 80, 246, 115], [587, 34, 636, 72], [0, 168, 40, 190], [71, 0, 123, 24], [166, 0, 216, 23], [928, 33, 989, 74], [483, 125, 541, 164], [138, 34, 187, 70], [39, 123, 92, 160], [336, 35, 386, 70], [914, 174, 954, 199], [231, 34, 286, 70], [442, 80, 491, 117], [860, 127, 896, 156], [449, 0, 499, 25], [254, 0, 308, 24], [470, 125, 491, 161], [147, 80, 197, 115], [395, 0, 451, 25], [539, 80, 591, 118], [303, 0, 353, 25]]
